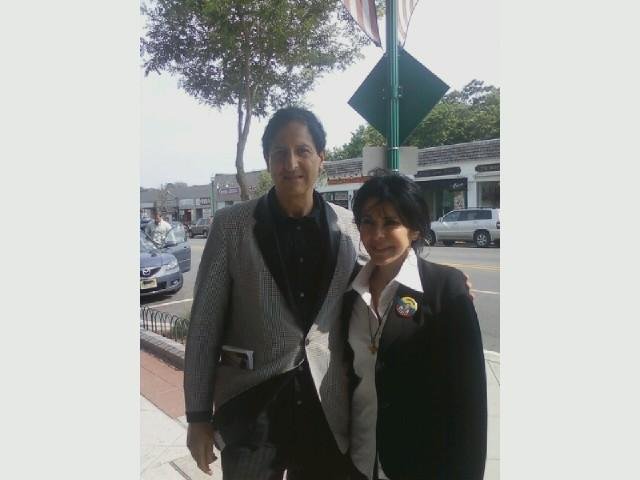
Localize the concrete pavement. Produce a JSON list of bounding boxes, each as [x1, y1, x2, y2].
[[140, 332, 500, 479]]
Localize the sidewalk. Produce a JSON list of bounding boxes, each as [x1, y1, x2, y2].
[[141, 350, 223, 479], [141, 337, 500, 480]]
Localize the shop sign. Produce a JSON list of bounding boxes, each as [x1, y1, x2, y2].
[[219, 187, 240, 195], [334, 192, 349, 201], [475, 163, 500, 173], [200, 197, 210, 205], [416, 167, 461, 178]]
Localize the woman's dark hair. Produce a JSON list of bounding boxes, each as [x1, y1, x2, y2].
[[352, 171, 431, 249], [261, 107, 327, 162]]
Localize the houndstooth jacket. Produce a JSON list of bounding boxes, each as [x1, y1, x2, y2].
[[183, 192, 363, 454]]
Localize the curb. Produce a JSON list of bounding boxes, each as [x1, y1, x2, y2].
[[140, 328, 185, 370]]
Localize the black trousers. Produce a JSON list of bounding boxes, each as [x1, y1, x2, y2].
[[219, 362, 349, 480]]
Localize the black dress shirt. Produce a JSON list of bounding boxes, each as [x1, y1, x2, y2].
[[268, 189, 327, 331]]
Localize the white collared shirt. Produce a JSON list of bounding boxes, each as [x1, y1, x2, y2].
[[348, 249, 423, 480]]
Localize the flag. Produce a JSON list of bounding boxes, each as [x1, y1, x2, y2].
[[397, 0, 419, 47], [341, 0, 381, 47]]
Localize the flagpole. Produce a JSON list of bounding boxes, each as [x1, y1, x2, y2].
[[386, 0, 400, 171]]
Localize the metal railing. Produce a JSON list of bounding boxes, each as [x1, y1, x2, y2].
[[140, 305, 190, 344]]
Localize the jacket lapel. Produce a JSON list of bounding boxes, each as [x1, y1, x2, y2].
[[378, 284, 426, 353], [311, 201, 342, 317]]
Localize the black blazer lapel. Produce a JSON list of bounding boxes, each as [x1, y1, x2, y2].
[[310, 200, 342, 316], [378, 285, 426, 354], [252, 195, 298, 315]]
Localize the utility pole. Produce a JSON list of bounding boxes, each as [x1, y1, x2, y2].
[[385, 0, 400, 172], [210, 174, 217, 216]]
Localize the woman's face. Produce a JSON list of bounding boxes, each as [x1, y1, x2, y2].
[[359, 198, 419, 269], [267, 121, 324, 200]]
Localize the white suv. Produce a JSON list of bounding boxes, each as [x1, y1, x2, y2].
[[426, 208, 500, 248]]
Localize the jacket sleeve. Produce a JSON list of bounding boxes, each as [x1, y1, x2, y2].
[[443, 269, 488, 479], [183, 209, 233, 422]]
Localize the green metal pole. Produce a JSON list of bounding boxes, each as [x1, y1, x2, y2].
[[386, 0, 400, 171]]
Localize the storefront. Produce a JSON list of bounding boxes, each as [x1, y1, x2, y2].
[[320, 190, 350, 209], [475, 163, 500, 208], [415, 168, 468, 220]]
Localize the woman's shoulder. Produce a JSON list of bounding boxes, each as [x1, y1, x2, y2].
[[416, 253, 468, 300]]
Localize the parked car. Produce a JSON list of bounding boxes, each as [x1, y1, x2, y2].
[[190, 217, 212, 238], [140, 233, 183, 297], [426, 208, 500, 248], [141, 223, 192, 273]]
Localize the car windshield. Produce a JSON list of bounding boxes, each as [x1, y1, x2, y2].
[[140, 233, 158, 253], [165, 224, 186, 244]]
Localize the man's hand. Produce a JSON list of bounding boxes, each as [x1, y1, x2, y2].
[[464, 273, 475, 300], [187, 422, 218, 475]]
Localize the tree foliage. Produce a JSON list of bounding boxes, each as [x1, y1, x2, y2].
[[326, 80, 500, 160], [141, 0, 370, 198], [253, 170, 273, 197]]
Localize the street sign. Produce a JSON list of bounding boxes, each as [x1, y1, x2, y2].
[[348, 49, 449, 144]]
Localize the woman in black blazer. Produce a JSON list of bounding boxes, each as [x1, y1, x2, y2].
[[343, 173, 487, 480]]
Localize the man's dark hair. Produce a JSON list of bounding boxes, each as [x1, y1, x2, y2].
[[352, 171, 431, 249], [261, 107, 327, 162]]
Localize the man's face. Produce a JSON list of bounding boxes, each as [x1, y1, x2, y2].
[[154, 213, 161, 224], [267, 121, 324, 202]]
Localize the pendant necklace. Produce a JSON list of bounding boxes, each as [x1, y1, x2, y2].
[[368, 299, 393, 354]]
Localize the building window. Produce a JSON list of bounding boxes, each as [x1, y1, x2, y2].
[[478, 181, 500, 208], [322, 191, 349, 209]]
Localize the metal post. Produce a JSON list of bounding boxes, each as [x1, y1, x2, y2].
[[210, 174, 217, 215], [386, 0, 400, 171]]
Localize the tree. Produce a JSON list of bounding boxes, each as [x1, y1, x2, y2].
[[141, 0, 370, 199], [253, 170, 273, 197], [406, 80, 499, 147], [326, 80, 500, 160], [326, 124, 384, 161], [155, 183, 177, 217]]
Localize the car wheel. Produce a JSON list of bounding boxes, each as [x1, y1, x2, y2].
[[425, 230, 436, 246], [474, 230, 491, 248], [442, 240, 454, 246]]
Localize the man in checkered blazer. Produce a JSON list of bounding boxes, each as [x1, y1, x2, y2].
[[184, 107, 363, 479]]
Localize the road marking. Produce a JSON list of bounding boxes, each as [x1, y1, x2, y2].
[[146, 288, 498, 309], [442, 262, 500, 272], [471, 289, 500, 295], [146, 298, 194, 308]]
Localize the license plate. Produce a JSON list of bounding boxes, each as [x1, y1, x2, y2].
[[140, 278, 158, 290]]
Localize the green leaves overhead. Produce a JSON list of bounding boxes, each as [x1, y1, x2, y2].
[[141, 0, 369, 116]]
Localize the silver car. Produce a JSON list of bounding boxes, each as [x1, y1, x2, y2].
[[426, 208, 500, 248]]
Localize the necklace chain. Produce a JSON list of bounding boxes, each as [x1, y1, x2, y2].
[[368, 298, 394, 354]]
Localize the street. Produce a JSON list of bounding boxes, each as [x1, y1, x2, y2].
[[142, 237, 500, 352]]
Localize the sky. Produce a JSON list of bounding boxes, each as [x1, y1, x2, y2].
[[140, 0, 499, 188]]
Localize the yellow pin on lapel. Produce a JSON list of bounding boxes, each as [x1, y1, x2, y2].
[[395, 296, 418, 318]]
